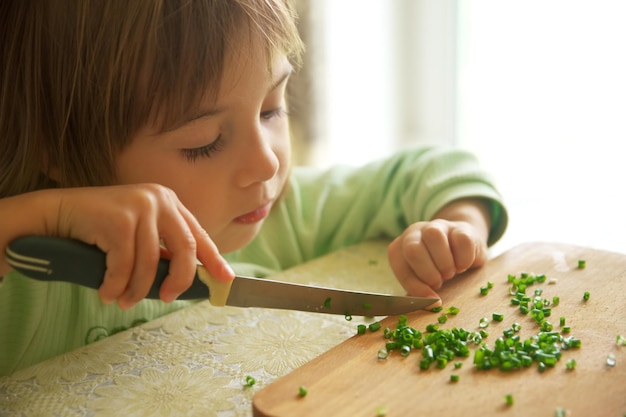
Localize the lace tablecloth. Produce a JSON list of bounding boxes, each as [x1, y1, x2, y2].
[[0, 240, 404, 417]]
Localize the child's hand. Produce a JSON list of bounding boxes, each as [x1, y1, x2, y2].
[[55, 184, 235, 309], [1, 184, 234, 309], [387, 199, 491, 303]]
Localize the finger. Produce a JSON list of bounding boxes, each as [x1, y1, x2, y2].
[[158, 223, 198, 303], [399, 239, 444, 290], [388, 238, 441, 298], [179, 203, 234, 283], [98, 239, 135, 305], [449, 227, 487, 273], [117, 220, 161, 310], [420, 222, 456, 280]]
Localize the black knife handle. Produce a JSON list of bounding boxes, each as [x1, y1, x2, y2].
[[6, 236, 209, 300]]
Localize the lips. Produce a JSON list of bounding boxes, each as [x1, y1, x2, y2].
[[234, 203, 271, 224]]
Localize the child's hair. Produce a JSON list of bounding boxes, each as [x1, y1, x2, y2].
[[0, 0, 304, 197]]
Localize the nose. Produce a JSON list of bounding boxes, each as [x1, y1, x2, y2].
[[234, 124, 280, 187]]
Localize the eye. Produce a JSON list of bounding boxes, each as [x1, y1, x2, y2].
[[260, 107, 288, 120], [180, 136, 225, 162]]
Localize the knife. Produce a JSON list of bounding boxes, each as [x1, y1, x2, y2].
[[5, 236, 438, 316]]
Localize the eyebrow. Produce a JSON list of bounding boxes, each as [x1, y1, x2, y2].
[[178, 66, 293, 128]]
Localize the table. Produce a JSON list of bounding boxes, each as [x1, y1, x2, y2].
[[0, 240, 400, 417], [1, 241, 625, 417]]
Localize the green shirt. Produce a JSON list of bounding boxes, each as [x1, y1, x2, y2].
[[0, 146, 507, 376]]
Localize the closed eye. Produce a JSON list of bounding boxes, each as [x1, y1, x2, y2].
[[180, 136, 225, 162], [261, 107, 288, 120]]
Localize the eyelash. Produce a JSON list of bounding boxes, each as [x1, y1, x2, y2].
[[180, 136, 226, 162], [180, 107, 287, 162]]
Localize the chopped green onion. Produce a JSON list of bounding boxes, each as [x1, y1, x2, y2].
[[479, 317, 490, 328], [438, 315, 448, 324], [369, 322, 382, 332], [583, 291, 590, 301], [559, 317, 566, 327], [480, 286, 489, 295], [577, 259, 586, 269], [566, 358, 576, 370], [555, 407, 567, 417], [244, 375, 256, 387], [425, 323, 439, 332], [323, 297, 331, 309], [552, 296, 560, 306], [356, 324, 367, 335], [606, 353, 616, 367], [505, 393, 514, 406], [377, 349, 389, 359], [617, 334, 626, 346], [492, 313, 504, 322], [487, 281, 494, 289], [450, 374, 460, 383], [375, 406, 388, 417], [447, 306, 460, 315], [344, 313, 352, 321], [430, 306, 443, 313], [298, 386, 308, 397]]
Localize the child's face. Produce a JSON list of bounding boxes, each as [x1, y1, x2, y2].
[[115, 49, 292, 254]]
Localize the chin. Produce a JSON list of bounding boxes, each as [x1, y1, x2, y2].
[[217, 223, 264, 254]]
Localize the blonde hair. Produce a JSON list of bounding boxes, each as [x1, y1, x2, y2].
[[0, 0, 304, 196]]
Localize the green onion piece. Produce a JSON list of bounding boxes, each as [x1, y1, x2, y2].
[[555, 407, 567, 417], [577, 259, 586, 269], [369, 322, 382, 332], [566, 358, 576, 370], [617, 334, 626, 346], [505, 394, 514, 406], [447, 306, 460, 315], [450, 374, 460, 383], [559, 317, 566, 327], [492, 313, 504, 322], [480, 286, 489, 295], [323, 297, 331, 309], [344, 313, 352, 321], [583, 291, 590, 301], [378, 349, 389, 359], [479, 317, 490, 328], [606, 353, 616, 367], [426, 323, 439, 332], [561, 326, 571, 334], [552, 296, 560, 306], [357, 324, 367, 335], [298, 386, 308, 397], [438, 315, 448, 324], [375, 406, 388, 417], [454, 361, 463, 369], [244, 375, 256, 387], [487, 281, 494, 289], [430, 306, 443, 313]]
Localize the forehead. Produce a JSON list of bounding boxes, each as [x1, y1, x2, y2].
[[217, 40, 291, 99]]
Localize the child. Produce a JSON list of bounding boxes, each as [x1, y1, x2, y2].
[[0, 0, 507, 376]]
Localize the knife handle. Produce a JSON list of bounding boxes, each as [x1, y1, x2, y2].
[[6, 235, 210, 300]]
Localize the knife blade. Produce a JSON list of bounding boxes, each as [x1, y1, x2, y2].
[[6, 236, 438, 316]]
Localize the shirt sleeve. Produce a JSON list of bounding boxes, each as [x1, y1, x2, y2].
[[225, 146, 508, 273]]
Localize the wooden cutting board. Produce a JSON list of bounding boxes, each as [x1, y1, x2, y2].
[[253, 242, 626, 417]]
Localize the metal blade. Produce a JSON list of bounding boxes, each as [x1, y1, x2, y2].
[[226, 276, 438, 316]]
